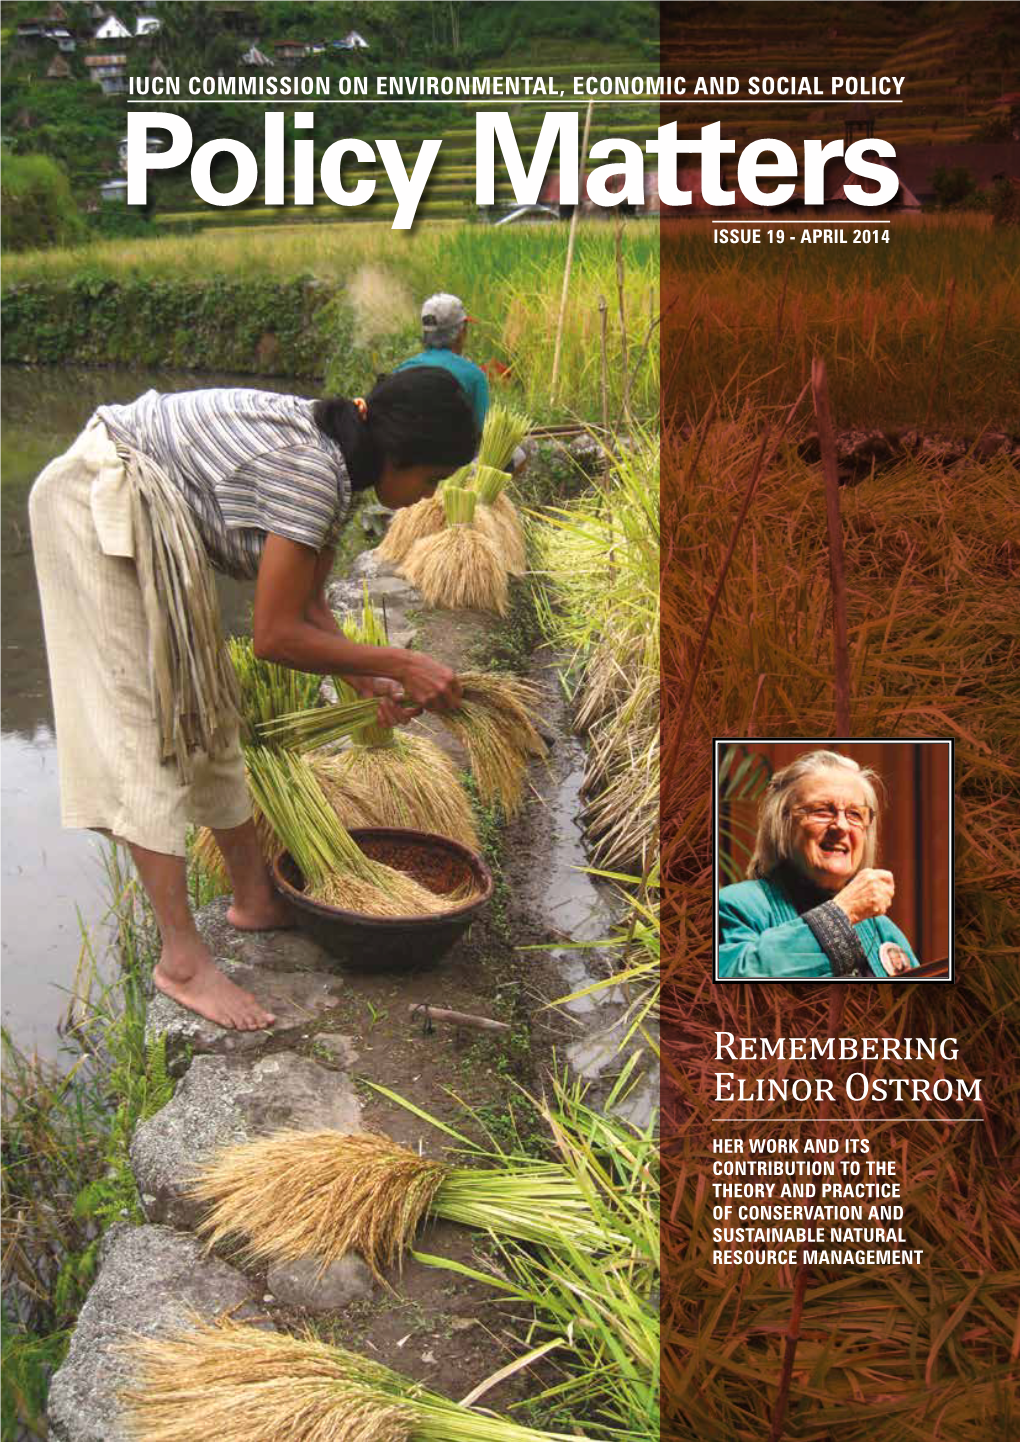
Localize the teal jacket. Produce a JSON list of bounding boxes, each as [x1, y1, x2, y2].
[[395, 349, 489, 432], [719, 875, 920, 980]]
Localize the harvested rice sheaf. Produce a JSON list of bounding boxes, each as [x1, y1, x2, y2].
[[476, 495, 527, 576], [262, 672, 546, 817], [376, 492, 445, 564], [310, 736, 479, 850], [191, 1127, 610, 1276], [193, 1131, 446, 1277], [403, 523, 509, 615], [120, 1316, 593, 1442], [244, 748, 480, 920], [376, 463, 473, 565]]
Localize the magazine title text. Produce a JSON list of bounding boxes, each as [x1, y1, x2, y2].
[[126, 110, 900, 229]]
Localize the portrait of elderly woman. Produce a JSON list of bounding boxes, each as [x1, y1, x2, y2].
[[718, 749, 920, 980]]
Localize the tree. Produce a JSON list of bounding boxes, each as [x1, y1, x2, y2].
[[1, 151, 86, 251]]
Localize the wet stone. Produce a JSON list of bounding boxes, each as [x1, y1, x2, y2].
[[266, 1255, 375, 1313], [611, 1066, 660, 1133], [130, 1051, 362, 1231], [146, 957, 351, 1074], [47, 1224, 267, 1442]]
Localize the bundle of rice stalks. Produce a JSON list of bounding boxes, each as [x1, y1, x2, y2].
[[439, 672, 545, 816], [472, 466, 527, 577], [376, 464, 472, 565], [191, 1128, 609, 1278], [227, 637, 322, 746], [477, 403, 532, 472], [120, 1316, 594, 1442], [310, 738, 478, 850], [193, 639, 324, 888], [402, 486, 509, 616], [262, 672, 545, 817], [245, 748, 477, 917], [297, 590, 479, 848]]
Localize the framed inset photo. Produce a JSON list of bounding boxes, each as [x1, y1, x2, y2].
[[712, 738, 954, 985]]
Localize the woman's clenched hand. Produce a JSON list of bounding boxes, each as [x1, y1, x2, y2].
[[831, 868, 896, 925]]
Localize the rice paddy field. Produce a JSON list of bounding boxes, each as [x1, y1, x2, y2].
[[0, 220, 661, 425], [660, 406, 1020, 1438], [661, 215, 1020, 430]]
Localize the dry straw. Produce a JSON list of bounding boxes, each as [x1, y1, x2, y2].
[[120, 1316, 593, 1442], [533, 434, 659, 871], [190, 1127, 609, 1278], [377, 464, 472, 565], [402, 486, 509, 616], [660, 402, 1020, 1442]]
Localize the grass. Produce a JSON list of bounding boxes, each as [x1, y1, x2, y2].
[[533, 434, 660, 874], [660, 399, 1020, 1440], [661, 216, 1020, 430], [0, 846, 173, 1442], [1, 220, 660, 425], [414, 1077, 660, 1440]]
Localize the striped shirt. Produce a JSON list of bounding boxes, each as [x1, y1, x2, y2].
[[95, 388, 350, 580]]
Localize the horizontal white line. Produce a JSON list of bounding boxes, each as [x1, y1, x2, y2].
[[709, 220, 893, 225], [126, 98, 904, 105], [712, 1118, 980, 1123]]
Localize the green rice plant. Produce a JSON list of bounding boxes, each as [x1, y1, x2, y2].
[[120, 1315, 601, 1442], [243, 747, 476, 918], [1, 222, 660, 424]]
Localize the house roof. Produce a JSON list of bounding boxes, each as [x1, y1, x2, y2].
[[85, 53, 126, 65]]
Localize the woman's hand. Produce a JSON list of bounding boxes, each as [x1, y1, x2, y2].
[[831, 868, 896, 925], [395, 651, 462, 712], [344, 675, 421, 727]]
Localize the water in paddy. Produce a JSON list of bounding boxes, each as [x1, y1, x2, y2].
[[1, 366, 300, 1057]]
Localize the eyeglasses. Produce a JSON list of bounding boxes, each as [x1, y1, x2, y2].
[[794, 804, 874, 830]]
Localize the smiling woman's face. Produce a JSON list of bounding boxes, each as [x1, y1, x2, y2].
[[789, 768, 871, 892]]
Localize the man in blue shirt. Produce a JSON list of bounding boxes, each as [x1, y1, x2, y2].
[[396, 293, 489, 435]]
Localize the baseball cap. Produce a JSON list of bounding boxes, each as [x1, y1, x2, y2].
[[421, 293, 473, 339]]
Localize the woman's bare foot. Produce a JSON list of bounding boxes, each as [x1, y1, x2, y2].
[[153, 952, 276, 1031], [226, 892, 297, 933]]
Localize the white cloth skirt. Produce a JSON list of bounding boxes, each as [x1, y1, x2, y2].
[[29, 420, 250, 857]]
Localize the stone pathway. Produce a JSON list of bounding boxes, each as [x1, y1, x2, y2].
[[47, 552, 658, 1438]]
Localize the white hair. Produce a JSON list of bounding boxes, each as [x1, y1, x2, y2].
[[747, 749, 881, 879]]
